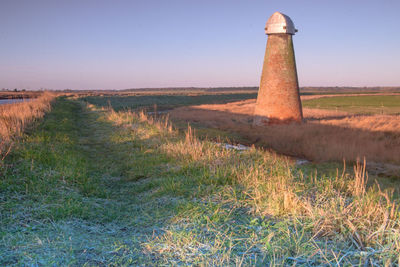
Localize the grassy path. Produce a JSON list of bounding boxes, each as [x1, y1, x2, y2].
[[1, 98, 170, 265], [1, 98, 261, 265], [1, 98, 399, 265]]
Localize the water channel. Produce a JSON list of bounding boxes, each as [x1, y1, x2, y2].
[[0, 99, 31, 105]]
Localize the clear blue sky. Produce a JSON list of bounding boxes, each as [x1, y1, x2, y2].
[[1, 0, 399, 90]]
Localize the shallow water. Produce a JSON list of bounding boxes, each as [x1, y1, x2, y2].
[[0, 99, 30, 105]]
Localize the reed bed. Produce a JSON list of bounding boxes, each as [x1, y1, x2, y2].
[[0, 92, 55, 159]]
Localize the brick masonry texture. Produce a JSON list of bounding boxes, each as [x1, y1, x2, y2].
[[254, 34, 303, 125]]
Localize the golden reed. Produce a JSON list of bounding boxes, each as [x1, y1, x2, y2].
[[0, 92, 56, 159]]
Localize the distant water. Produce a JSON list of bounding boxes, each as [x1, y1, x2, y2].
[[0, 99, 31, 105]]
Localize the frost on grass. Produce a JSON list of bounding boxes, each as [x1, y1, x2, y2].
[[1, 98, 399, 266]]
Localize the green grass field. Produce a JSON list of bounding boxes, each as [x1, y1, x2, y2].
[[1, 97, 399, 265], [303, 95, 400, 114], [82, 93, 257, 111]]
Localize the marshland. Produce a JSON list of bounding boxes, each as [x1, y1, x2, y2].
[[2, 1, 400, 265], [1, 89, 400, 265]]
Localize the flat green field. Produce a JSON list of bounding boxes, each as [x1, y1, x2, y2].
[[82, 93, 257, 111], [303, 95, 400, 114]]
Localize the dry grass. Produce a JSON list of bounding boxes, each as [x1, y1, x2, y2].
[[0, 92, 56, 158], [169, 99, 400, 165]]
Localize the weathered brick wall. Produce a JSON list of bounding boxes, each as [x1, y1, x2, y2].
[[254, 34, 303, 125]]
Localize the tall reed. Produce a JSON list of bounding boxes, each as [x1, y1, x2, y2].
[[0, 92, 56, 159]]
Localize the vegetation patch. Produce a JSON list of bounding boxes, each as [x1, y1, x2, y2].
[[82, 93, 257, 111], [303, 95, 400, 114], [1, 97, 399, 265], [0, 92, 55, 159]]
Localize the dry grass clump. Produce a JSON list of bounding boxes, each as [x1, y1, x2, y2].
[[169, 100, 400, 164], [320, 114, 400, 133], [0, 92, 55, 158], [249, 120, 400, 164], [127, 110, 228, 162], [225, 152, 399, 251], [106, 108, 174, 134], [163, 124, 239, 164]]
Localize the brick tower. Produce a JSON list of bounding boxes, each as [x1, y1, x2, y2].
[[253, 12, 303, 126]]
